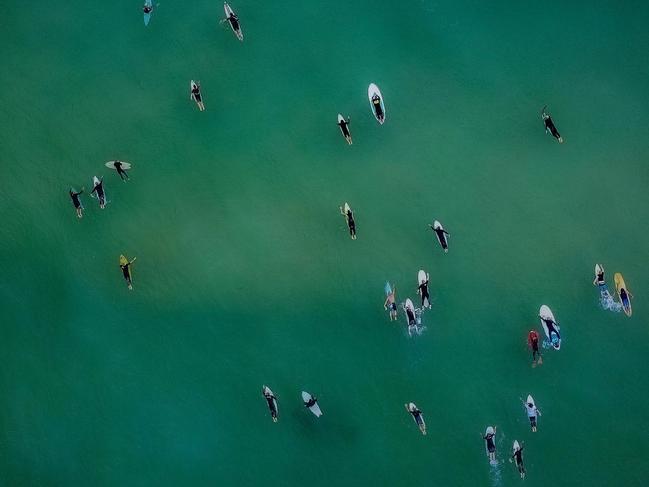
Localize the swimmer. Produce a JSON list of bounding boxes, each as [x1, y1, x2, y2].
[[510, 442, 526, 479], [262, 387, 278, 422], [372, 94, 384, 122], [521, 398, 541, 432], [337, 116, 352, 144], [417, 274, 431, 309], [428, 223, 450, 252], [113, 161, 129, 181], [541, 105, 563, 143], [91, 177, 106, 209], [304, 395, 318, 408], [69, 188, 84, 218], [384, 285, 398, 321], [483, 427, 497, 463], [120, 255, 137, 290], [339, 205, 356, 239], [527, 329, 542, 367], [143, 3, 152, 13]]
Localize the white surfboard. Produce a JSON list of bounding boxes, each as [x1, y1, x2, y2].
[[539, 305, 561, 350], [105, 161, 131, 170], [343, 202, 351, 214], [368, 83, 385, 124], [433, 220, 449, 252], [224, 2, 243, 41], [405, 402, 426, 435], [262, 385, 278, 422], [190, 80, 205, 111], [418, 270, 427, 285], [337, 114, 352, 144], [526, 394, 535, 409], [302, 391, 322, 417], [513, 440, 520, 453]]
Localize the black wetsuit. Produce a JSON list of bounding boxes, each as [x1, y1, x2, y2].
[[143, 6, 152, 13], [229, 15, 240, 32], [69, 189, 83, 209], [418, 281, 430, 308], [192, 86, 202, 103], [531, 335, 540, 361], [484, 433, 496, 453], [512, 446, 525, 475], [434, 228, 450, 250], [338, 119, 351, 138], [265, 395, 277, 418], [91, 180, 105, 203], [411, 409, 423, 425], [544, 115, 561, 141], [372, 96, 383, 119], [305, 398, 317, 408], [595, 271, 605, 286], [406, 308, 416, 326], [121, 262, 132, 284], [114, 161, 129, 181], [543, 318, 559, 339], [346, 210, 356, 237]]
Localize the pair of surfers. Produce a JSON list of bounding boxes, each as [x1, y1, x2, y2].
[[594, 264, 633, 316], [485, 429, 526, 479], [261, 387, 320, 422]]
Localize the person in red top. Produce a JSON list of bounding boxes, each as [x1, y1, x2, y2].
[[528, 330, 542, 367]]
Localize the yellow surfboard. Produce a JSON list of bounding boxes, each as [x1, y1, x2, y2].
[[614, 273, 632, 317]]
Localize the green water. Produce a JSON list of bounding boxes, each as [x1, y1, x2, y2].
[[2, 0, 649, 485]]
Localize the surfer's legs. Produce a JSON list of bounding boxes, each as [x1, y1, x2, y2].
[[117, 169, 129, 181], [529, 416, 537, 431]]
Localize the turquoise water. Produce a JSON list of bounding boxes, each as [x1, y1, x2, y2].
[[1, 0, 649, 485]]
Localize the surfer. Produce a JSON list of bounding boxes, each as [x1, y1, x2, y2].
[[371, 94, 384, 122], [191, 83, 202, 103], [340, 205, 356, 239], [263, 388, 278, 422], [221, 10, 240, 31], [113, 161, 129, 181], [428, 223, 450, 252], [540, 315, 560, 347], [593, 266, 605, 287], [143, 3, 152, 13], [510, 443, 526, 479], [522, 399, 541, 432], [417, 275, 431, 309], [304, 395, 318, 408], [408, 405, 423, 423], [69, 188, 84, 218], [384, 285, 398, 321], [120, 256, 137, 290], [483, 427, 497, 462], [91, 177, 106, 209], [619, 286, 634, 304], [541, 106, 563, 143], [527, 330, 542, 367], [337, 117, 351, 142]]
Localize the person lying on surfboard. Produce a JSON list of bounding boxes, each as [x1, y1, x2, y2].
[[417, 276, 431, 309], [339, 205, 356, 239], [304, 396, 318, 408], [69, 188, 85, 218], [428, 223, 450, 251], [222, 10, 241, 32], [541, 106, 563, 143], [371, 95, 384, 122], [619, 287, 633, 304], [120, 256, 137, 290], [191, 83, 202, 103], [593, 267, 605, 287], [528, 330, 542, 367], [384, 286, 398, 321], [91, 177, 106, 209], [113, 161, 129, 181], [522, 399, 541, 432], [337, 117, 351, 140], [510, 443, 526, 479], [483, 427, 497, 460]]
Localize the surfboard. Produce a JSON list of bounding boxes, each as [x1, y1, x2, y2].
[[433, 220, 449, 252], [526, 394, 535, 409], [367, 83, 385, 124], [105, 161, 131, 170], [405, 403, 426, 435], [614, 273, 632, 317], [302, 391, 322, 417], [385, 281, 392, 296], [343, 202, 351, 214], [262, 385, 278, 422], [143, 0, 152, 26], [418, 270, 427, 285], [539, 305, 561, 350], [337, 114, 352, 144], [513, 440, 520, 454], [190, 80, 205, 111], [224, 2, 243, 41], [484, 426, 496, 464]]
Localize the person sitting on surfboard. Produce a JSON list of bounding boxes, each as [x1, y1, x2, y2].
[[428, 223, 450, 251], [371, 95, 384, 122], [523, 400, 541, 432], [340, 206, 356, 239], [114, 161, 129, 181], [510, 443, 526, 478], [69, 188, 84, 218], [120, 256, 136, 290], [541, 106, 563, 143], [304, 396, 318, 408], [384, 286, 398, 321], [91, 177, 106, 209], [527, 330, 542, 367], [417, 277, 431, 309]]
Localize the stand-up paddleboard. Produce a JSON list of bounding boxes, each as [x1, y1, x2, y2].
[[262, 385, 278, 422], [224, 2, 243, 41], [405, 403, 426, 435], [539, 305, 561, 350], [143, 0, 153, 26], [368, 83, 385, 124], [484, 426, 497, 464], [302, 391, 322, 417], [614, 273, 632, 317], [190, 80, 205, 111], [432, 220, 449, 252], [91, 176, 106, 208], [105, 161, 132, 170], [337, 114, 352, 144]]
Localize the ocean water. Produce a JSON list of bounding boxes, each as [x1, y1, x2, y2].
[[1, 0, 649, 485]]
